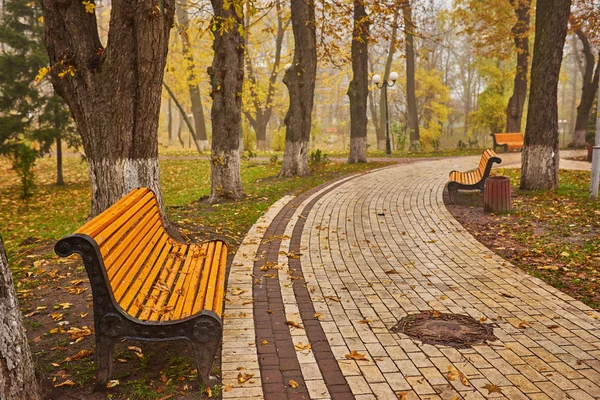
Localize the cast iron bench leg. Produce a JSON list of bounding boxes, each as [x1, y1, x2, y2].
[[191, 314, 223, 388], [94, 335, 116, 392]]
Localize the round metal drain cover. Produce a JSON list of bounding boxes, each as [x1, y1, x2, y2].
[[391, 311, 497, 348]]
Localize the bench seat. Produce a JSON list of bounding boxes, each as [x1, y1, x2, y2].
[[447, 149, 502, 202], [55, 187, 227, 391], [491, 133, 523, 152]]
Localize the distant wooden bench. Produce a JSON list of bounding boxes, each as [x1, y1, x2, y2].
[[447, 149, 502, 202], [55, 187, 228, 391], [491, 133, 523, 152]]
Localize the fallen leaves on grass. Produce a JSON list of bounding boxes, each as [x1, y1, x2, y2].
[[64, 349, 94, 362], [54, 380, 76, 387]]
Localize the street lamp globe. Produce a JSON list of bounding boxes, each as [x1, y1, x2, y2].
[[389, 71, 399, 83], [372, 74, 382, 85]]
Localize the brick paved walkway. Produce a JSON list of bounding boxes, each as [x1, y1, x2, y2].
[[223, 153, 600, 400]]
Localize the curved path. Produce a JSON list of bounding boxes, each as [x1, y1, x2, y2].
[[222, 154, 600, 400]]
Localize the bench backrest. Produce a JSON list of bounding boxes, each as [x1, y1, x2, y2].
[[476, 149, 498, 178], [494, 133, 523, 143], [73, 188, 227, 321]]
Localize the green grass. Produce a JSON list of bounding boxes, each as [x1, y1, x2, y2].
[[490, 168, 600, 308], [0, 155, 390, 261]]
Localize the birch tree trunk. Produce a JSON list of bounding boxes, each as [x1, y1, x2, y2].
[[505, 0, 530, 133], [208, 0, 245, 202], [41, 0, 175, 221], [520, 0, 571, 190], [280, 0, 316, 177], [0, 236, 42, 400], [347, 0, 370, 163]]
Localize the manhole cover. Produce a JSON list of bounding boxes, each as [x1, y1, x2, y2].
[[391, 311, 497, 348]]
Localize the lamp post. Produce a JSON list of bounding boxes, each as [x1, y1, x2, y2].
[[372, 71, 399, 155]]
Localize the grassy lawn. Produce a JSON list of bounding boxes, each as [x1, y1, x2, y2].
[[450, 167, 600, 309], [0, 155, 390, 261]]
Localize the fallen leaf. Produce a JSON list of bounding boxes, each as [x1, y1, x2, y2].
[[295, 342, 311, 351], [223, 385, 232, 392], [357, 319, 371, 324], [518, 320, 529, 329], [500, 292, 514, 298], [482, 383, 503, 394], [397, 392, 407, 400], [66, 286, 88, 295], [447, 365, 470, 386], [479, 316, 488, 323], [65, 349, 94, 362], [285, 321, 304, 329], [432, 310, 442, 318], [261, 340, 269, 345], [288, 379, 299, 388], [106, 380, 119, 388], [267, 309, 274, 314], [54, 380, 76, 387], [345, 350, 369, 361], [325, 296, 341, 302], [439, 295, 448, 300], [237, 372, 254, 384], [313, 312, 323, 320], [385, 269, 399, 274]]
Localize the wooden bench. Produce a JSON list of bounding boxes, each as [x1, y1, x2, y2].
[[54, 187, 228, 391], [491, 133, 524, 152], [447, 149, 502, 203]]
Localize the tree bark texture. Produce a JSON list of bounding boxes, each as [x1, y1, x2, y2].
[[208, 0, 245, 202], [0, 236, 42, 400], [402, 1, 419, 146], [347, 0, 369, 163], [176, 0, 209, 152], [244, 0, 288, 151], [378, 8, 400, 151], [570, 30, 600, 148], [41, 0, 175, 220], [505, 0, 530, 133], [520, 0, 571, 190], [280, 0, 317, 177]]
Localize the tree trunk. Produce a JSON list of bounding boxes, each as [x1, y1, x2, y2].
[[162, 82, 202, 153], [378, 8, 400, 151], [506, 0, 530, 133], [208, 0, 245, 202], [41, 0, 175, 220], [570, 34, 579, 137], [520, 0, 571, 190], [347, 0, 369, 163], [279, 0, 317, 177], [176, 0, 209, 152], [244, 0, 288, 151], [402, 1, 419, 146], [0, 236, 42, 400], [570, 30, 600, 148], [55, 133, 64, 186]]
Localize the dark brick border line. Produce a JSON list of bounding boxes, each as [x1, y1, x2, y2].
[[253, 174, 361, 400], [252, 175, 359, 400]]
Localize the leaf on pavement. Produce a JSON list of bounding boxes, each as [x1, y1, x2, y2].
[[237, 372, 254, 384], [482, 383, 503, 394], [345, 350, 369, 361]]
